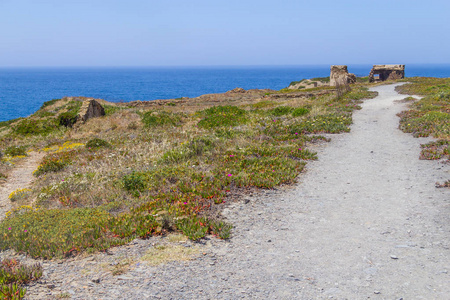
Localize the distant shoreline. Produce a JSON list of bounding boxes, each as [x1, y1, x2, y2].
[[1, 65, 450, 122]]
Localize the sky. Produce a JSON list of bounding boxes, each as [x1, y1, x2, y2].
[[0, 0, 449, 67]]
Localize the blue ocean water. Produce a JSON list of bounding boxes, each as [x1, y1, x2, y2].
[[1, 64, 449, 122]]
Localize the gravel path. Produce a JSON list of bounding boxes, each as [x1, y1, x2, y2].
[[0, 152, 44, 221], [18, 84, 450, 299]]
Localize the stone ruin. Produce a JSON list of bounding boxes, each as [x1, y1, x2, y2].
[[78, 99, 105, 123], [368, 65, 405, 82], [329, 65, 356, 87]]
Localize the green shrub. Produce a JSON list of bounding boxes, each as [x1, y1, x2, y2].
[[1, 282, 27, 299], [39, 98, 61, 110], [0, 257, 42, 288], [103, 105, 124, 116], [289, 113, 352, 134], [33, 151, 74, 176], [175, 217, 208, 241], [197, 105, 247, 128], [85, 138, 111, 149], [269, 106, 293, 116], [58, 111, 78, 127], [310, 76, 330, 83], [210, 220, 232, 239], [4, 146, 27, 157], [292, 107, 310, 117], [142, 111, 182, 127], [220, 154, 305, 188], [13, 119, 57, 136], [122, 172, 146, 196], [0, 118, 22, 128], [32, 110, 56, 118], [0, 207, 124, 259]]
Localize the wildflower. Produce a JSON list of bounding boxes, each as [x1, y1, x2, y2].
[[24, 230, 27, 233], [298, 148, 302, 151], [227, 174, 232, 177], [8, 227, 11, 230], [295, 133, 298, 135], [229, 155, 234, 157], [183, 202, 187, 205]]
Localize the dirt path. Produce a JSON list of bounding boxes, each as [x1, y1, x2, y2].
[[22, 84, 449, 299], [0, 152, 44, 221]]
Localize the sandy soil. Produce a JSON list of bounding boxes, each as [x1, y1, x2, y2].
[[0, 152, 44, 221], [9, 83, 450, 299]]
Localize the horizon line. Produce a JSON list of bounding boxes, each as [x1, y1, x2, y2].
[[1, 63, 450, 69]]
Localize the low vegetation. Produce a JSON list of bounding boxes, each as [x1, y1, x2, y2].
[[396, 77, 450, 185], [0, 257, 42, 300], [0, 84, 377, 268]]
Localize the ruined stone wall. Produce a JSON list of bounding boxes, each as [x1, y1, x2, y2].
[[330, 65, 356, 86], [369, 65, 405, 82]]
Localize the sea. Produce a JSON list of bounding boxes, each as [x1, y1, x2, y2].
[[1, 64, 449, 122]]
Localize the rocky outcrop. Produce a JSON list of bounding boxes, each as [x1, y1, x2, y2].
[[288, 79, 328, 90], [369, 65, 405, 82], [226, 87, 246, 94], [330, 65, 356, 86], [78, 99, 105, 123]]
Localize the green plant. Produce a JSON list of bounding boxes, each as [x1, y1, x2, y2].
[[85, 138, 111, 149], [103, 105, 124, 116], [57, 111, 78, 128], [269, 106, 293, 116], [33, 151, 75, 176], [13, 119, 57, 136], [8, 189, 32, 202], [0, 118, 22, 129], [122, 171, 146, 196], [0, 258, 42, 300], [0, 282, 26, 299], [4, 146, 27, 157], [40, 98, 61, 109], [142, 111, 182, 127], [197, 106, 247, 128], [210, 220, 232, 239], [175, 217, 208, 241], [292, 107, 310, 117], [0, 207, 125, 259]]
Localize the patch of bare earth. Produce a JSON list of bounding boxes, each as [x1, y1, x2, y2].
[[0, 152, 44, 220]]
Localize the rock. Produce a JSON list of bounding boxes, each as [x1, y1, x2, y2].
[[368, 64, 405, 82], [390, 255, 399, 259], [47, 284, 56, 289], [92, 278, 101, 283], [330, 65, 356, 86], [77, 99, 106, 123], [227, 87, 246, 93], [374, 290, 381, 294]]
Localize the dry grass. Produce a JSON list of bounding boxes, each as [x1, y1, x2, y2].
[[142, 243, 201, 266], [0, 84, 379, 258]]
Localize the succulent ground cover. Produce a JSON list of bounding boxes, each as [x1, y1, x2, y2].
[[396, 78, 450, 187], [0, 83, 377, 265], [396, 78, 450, 160], [0, 257, 42, 300]]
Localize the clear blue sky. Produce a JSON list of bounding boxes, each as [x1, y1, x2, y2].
[[0, 0, 448, 67]]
